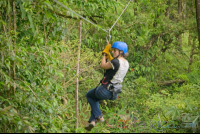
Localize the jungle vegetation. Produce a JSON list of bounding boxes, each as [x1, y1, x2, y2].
[[0, 0, 200, 133]]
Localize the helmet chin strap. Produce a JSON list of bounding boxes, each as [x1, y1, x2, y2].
[[114, 50, 122, 59], [114, 54, 120, 59]]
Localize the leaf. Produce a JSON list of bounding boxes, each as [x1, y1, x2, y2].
[[0, 82, 5, 86], [28, 126, 35, 133], [0, 105, 12, 112], [192, 116, 199, 124], [23, 120, 30, 124], [20, 3, 26, 19], [27, 13, 35, 33], [165, 109, 174, 117], [52, 60, 57, 65], [23, 117, 29, 119], [58, 47, 62, 53], [5, 59, 11, 70], [12, 108, 18, 114], [87, 103, 90, 110], [48, 108, 53, 113], [58, 115, 63, 121], [44, 1, 53, 10]]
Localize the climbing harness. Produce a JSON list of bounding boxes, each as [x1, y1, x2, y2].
[[101, 77, 109, 85]]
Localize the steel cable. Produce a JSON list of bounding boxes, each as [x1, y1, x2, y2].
[[109, 0, 132, 32], [53, 0, 132, 34], [53, 0, 108, 33]]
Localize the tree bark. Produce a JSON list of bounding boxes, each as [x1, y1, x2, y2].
[[178, 0, 182, 15], [188, 46, 194, 73], [196, 0, 200, 49], [43, 17, 47, 45], [75, 12, 82, 130], [165, 0, 170, 17], [134, 0, 138, 16], [150, 33, 174, 63], [177, 0, 182, 47], [115, 0, 118, 14], [8, 0, 11, 98], [12, 1, 16, 95], [188, 32, 192, 73], [158, 80, 185, 86]]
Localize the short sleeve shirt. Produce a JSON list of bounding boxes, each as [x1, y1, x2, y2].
[[102, 59, 129, 84]]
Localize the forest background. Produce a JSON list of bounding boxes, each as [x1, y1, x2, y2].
[[0, 0, 200, 133]]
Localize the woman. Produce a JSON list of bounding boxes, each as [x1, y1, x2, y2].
[[85, 41, 129, 131]]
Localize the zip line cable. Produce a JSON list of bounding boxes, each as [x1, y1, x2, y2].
[[109, 0, 132, 32], [53, 0, 108, 33], [53, 0, 132, 35]]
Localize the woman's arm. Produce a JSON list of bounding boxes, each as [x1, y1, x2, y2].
[[101, 54, 112, 70]]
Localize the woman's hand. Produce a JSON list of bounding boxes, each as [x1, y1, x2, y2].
[[101, 54, 112, 70], [102, 44, 112, 55]]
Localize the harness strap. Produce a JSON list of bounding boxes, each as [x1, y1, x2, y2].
[[94, 82, 101, 93], [101, 77, 109, 85]]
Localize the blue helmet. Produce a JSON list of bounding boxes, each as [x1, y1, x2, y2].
[[111, 41, 128, 54]]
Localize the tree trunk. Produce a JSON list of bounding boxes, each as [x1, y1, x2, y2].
[[134, 0, 138, 16], [43, 17, 47, 45], [188, 47, 194, 73], [8, 0, 11, 98], [115, 0, 118, 14], [195, 0, 200, 49], [165, 0, 170, 17], [75, 14, 82, 130], [151, 35, 173, 63], [188, 32, 192, 73], [12, 1, 16, 95], [177, 0, 182, 48], [178, 0, 182, 15]]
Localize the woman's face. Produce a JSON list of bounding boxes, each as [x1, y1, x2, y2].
[[112, 48, 119, 57]]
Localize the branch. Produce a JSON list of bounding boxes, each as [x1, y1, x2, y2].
[[157, 80, 185, 86], [49, 6, 103, 24], [87, 16, 97, 24], [150, 30, 185, 63], [14, 78, 37, 99], [54, 11, 78, 19], [47, 22, 54, 38]]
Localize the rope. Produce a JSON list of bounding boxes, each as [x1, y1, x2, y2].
[[53, 0, 108, 33], [53, 0, 132, 34]]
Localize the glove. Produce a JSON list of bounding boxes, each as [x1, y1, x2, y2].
[[102, 44, 112, 55], [106, 52, 113, 61]]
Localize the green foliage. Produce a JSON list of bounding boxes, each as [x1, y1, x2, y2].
[[0, 0, 200, 133], [187, 71, 200, 84], [177, 74, 189, 83]]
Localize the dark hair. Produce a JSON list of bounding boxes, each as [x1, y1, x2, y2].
[[124, 52, 129, 58], [120, 50, 129, 58]]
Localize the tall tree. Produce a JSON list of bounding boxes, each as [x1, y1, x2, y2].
[[177, 0, 183, 48], [196, 0, 200, 48], [75, 13, 82, 131], [165, 0, 170, 17], [178, 0, 182, 15]]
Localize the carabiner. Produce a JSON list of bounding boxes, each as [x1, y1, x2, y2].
[[106, 28, 111, 43], [106, 35, 111, 43]]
